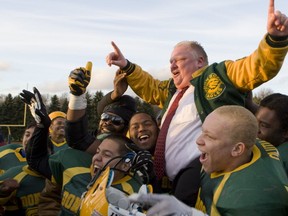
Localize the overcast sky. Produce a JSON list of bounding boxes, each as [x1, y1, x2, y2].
[[1, 0, 288, 98]]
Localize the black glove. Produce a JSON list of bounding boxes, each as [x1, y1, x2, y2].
[[20, 87, 51, 128], [68, 61, 92, 96], [125, 142, 153, 172], [132, 150, 153, 171], [131, 150, 154, 184]]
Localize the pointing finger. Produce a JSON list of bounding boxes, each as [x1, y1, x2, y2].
[[111, 41, 121, 55], [268, 0, 275, 15]]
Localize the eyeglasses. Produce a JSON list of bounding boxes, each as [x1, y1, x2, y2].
[[100, 113, 125, 126]]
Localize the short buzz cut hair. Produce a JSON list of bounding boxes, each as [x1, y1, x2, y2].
[[214, 105, 258, 148]]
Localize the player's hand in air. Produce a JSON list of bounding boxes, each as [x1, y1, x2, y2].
[[106, 41, 128, 68], [20, 87, 51, 128], [68, 61, 92, 96], [267, 0, 288, 36]]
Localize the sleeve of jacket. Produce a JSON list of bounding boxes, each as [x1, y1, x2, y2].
[[38, 179, 61, 216], [26, 125, 52, 179], [225, 34, 288, 92], [96, 91, 114, 116], [124, 63, 170, 109], [48, 151, 64, 186], [65, 113, 96, 151]]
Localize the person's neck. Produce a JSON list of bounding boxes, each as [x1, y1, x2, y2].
[[178, 85, 190, 91], [51, 135, 65, 144], [113, 172, 126, 182], [226, 151, 253, 172]]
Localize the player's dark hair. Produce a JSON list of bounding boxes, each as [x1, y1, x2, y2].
[[259, 93, 288, 131]]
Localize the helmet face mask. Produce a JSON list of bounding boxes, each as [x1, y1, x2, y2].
[[92, 139, 139, 179], [80, 140, 154, 215], [92, 141, 154, 186], [79, 167, 148, 216], [110, 149, 154, 185], [97, 152, 136, 178]]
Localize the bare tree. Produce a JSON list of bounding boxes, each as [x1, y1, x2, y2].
[[253, 88, 274, 104]]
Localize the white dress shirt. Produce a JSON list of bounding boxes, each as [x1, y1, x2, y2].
[[161, 85, 202, 181]]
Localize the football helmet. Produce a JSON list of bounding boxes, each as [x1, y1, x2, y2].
[[79, 167, 149, 216]]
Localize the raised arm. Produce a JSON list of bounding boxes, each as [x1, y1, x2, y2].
[[67, 61, 92, 122], [97, 69, 128, 115], [66, 62, 100, 153], [20, 87, 52, 179]]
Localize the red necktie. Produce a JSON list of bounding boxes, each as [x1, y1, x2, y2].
[[154, 86, 189, 180]]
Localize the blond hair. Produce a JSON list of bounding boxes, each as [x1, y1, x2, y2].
[[214, 105, 258, 148]]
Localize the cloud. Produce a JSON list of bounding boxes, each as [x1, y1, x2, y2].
[[0, 61, 10, 71], [1, 0, 288, 97]]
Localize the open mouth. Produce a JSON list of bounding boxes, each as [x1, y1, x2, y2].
[[173, 73, 179, 78], [138, 134, 149, 143], [93, 164, 102, 175], [199, 152, 208, 163], [101, 125, 115, 133], [172, 71, 180, 78]]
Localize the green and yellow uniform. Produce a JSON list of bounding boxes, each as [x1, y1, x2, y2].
[[49, 148, 93, 215], [0, 165, 46, 216], [48, 138, 68, 154], [79, 167, 147, 216], [278, 141, 288, 176], [50, 148, 147, 215], [0, 144, 26, 175], [195, 140, 288, 216], [112, 174, 143, 195]]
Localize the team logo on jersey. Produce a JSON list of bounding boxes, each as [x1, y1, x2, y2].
[[204, 73, 225, 99]]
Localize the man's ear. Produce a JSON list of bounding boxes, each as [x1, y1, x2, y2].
[[197, 56, 205, 69], [49, 125, 53, 134], [231, 142, 246, 157]]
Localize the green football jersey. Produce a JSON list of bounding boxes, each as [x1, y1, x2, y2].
[[0, 144, 26, 174], [49, 139, 68, 153], [49, 148, 93, 215], [196, 140, 288, 216], [278, 142, 288, 176], [0, 165, 46, 216], [50, 148, 147, 215]]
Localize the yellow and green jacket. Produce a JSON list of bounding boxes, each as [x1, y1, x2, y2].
[[123, 34, 288, 122]]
